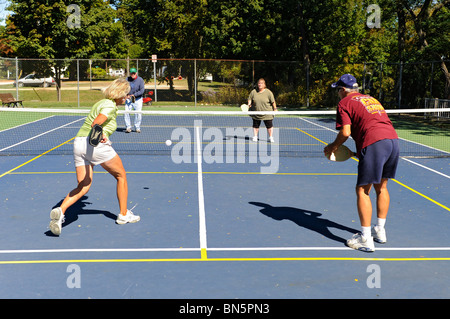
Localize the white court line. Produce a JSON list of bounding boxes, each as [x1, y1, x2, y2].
[[297, 116, 339, 135], [195, 122, 208, 259], [0, 248, 200, 254], [0, 246, 450, 254], [0, 115, 55, 133], [297, 116, 449, 178], [0, 117, 85, 152], [402, 157, 450, 179], [209, 247, 450, 251]]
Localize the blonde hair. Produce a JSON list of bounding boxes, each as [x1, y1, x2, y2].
[[102, 78, 130, 100]]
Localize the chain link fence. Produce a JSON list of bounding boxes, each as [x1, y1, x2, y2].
[[0, 57, 448, 109]]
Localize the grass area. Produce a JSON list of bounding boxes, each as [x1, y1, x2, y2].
[[0, 78, 235, 106], [0, 86, 240, 109], [0, 87, 103, 107], [390, 114, 450, 153]]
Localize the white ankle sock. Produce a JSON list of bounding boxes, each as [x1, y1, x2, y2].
[[362, 226, 372, 239], [377, 218, 386, 229]]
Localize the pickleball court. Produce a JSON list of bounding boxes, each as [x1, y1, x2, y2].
[[0, 108, 449, 299]]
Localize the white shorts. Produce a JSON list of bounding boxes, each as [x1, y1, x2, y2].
[[73, 136, 117, 167]]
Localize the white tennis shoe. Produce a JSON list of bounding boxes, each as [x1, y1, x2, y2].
[[49, 207, 65, 236], [346, 233, 375, 252], [116, 209, 140, 225], [372, 225, 387, 244]]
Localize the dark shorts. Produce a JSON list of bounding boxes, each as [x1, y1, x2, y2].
[[357, 138, 399, 186], [252, 119, 273, 128]]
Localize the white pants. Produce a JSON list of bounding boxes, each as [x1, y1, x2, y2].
[[124, 97, 143, 130], [73, 136, 116, 167]]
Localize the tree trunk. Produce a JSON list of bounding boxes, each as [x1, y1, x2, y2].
[[439, 59, 450, 99]]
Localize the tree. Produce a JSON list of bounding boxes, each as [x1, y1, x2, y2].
[[401, 0, 450, 98], [0, 25, 14, 56], [4, 0, 127, 99]]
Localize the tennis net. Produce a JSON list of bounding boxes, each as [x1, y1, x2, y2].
[[0, 107, 449, 158]]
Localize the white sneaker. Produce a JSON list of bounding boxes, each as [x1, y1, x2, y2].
[[136, 129, 141, 133], [125, 128, 132, 133], [252, 136, 258, 142], [346, 233, 375, 252], [268, 136, 275, 143], [116, 209, 140, 225], [49, 207, 65, 236], [372, 225, 387, 243]]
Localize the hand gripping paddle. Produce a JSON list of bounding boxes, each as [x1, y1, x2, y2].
[[325, 144, 356, 162], [89, 124, 103, 147]]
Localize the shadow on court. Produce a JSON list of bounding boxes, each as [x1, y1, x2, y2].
[[44, 195, 116, 237], [250, 202, 358, 244]]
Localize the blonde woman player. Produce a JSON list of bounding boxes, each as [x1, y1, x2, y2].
[[49, 78, 140, 236]]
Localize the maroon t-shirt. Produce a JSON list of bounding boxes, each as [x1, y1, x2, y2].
[[336, 93, 398, 157]]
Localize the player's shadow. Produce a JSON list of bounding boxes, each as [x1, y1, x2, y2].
[[250, 202, 358, 244], [45, 196, 117, 236], [223, 135, 251, 141]]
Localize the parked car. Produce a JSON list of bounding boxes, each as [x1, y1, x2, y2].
[[13, 74, 56, 87]]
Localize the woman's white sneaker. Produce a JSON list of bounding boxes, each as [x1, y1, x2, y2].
[[372, 225, 387, 243], [116, 210, 140, 224], [346, 233, 375, 252], [49, 207, 64, 236]]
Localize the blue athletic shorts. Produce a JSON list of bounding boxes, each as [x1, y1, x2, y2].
[[357, 138, 399, 186]]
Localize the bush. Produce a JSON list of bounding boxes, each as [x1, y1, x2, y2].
[[200, 86, 250, 105]]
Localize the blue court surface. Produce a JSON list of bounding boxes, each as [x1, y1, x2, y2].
[[0, 112, 449, 304]]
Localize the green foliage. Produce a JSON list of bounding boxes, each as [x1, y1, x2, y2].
[[2, 0, 449, 105], [4, 0, 132, 60]]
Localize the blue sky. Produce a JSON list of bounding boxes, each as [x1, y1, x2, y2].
[[0, 0, 11, 25]]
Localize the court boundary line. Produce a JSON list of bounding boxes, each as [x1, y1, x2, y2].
[[294, 122, 450, 212], [1, 246, 450, 254], [1, 246, 449, 264], [401, 157, 450, 179], [0, 115, 55, 133], [0, 117, 84, 153], [195, 123, 208, 259], [8, 171, 358, 176], [5, 169, 449, 211], [297, 116, 449, 174], [1, 257, 449, 265], [0, 137, 76, 179]]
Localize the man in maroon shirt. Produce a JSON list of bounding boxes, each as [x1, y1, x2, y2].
[[324, 74, 399, 252]]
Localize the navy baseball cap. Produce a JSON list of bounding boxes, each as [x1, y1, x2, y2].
[[331, 74, 358, 89]]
